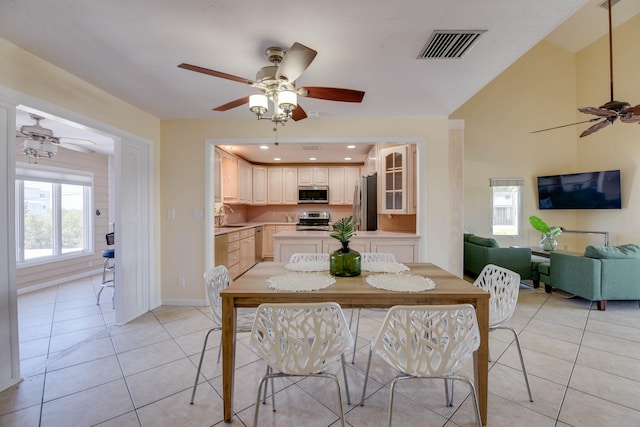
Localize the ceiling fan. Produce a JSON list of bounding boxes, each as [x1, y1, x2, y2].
[[16, 113, 96, 161], [532, 0, 640, 137], [178, 42, 365, 124]]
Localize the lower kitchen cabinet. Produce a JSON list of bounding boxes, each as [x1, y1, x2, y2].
[[239, 228, 256, 274], [263, 224, 296, 259]]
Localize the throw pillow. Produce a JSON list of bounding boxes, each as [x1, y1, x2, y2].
[[584, 244, 640, 259], [467, 235, 500, 248]]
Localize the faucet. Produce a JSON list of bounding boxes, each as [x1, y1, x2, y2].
[[217, 204, 234, 226]]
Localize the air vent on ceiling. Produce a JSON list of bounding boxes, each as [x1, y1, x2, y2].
[[418, 30, 486, 59], [598, 0, 621, 9], [302, 145, 320, 151]]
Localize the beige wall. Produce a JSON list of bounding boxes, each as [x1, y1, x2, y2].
[[452, 13, 640, 250], [161, 117, 457, 303]]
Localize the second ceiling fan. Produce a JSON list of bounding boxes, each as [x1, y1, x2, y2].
[[178, 42, 365, 123], [533, 0, 640, 137]]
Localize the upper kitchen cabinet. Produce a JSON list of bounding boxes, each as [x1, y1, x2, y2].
[[364, 145, 379, 176], [329, 167, 360, 205], [252, 166, 268, 205], [220, 150, 252, 204], [378, 145, 416, 215], [214, 149, 221, 203], [268, 167, 298, 205], [298, 167, 329, 186]]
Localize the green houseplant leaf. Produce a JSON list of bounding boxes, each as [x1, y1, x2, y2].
[[330, 216, 356, 243], [529, 215, 550, 233]]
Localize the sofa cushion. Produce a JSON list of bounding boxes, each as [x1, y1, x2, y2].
[[584, 244, 640, 259], [467, 235, 499, 248], [463, 233, 474, 242], [537, 262, 551, 275]]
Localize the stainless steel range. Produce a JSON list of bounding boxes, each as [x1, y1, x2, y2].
[[296, 211, 330, 231]]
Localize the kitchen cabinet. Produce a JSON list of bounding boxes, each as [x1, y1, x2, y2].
[[226, 231, 241, 278], [364, 145, 379, 176], [263, 224, 296, 259], [329, 166, 360, 205], [221, 151, 252, 205], [214, 149, 221, 203], [298, 167, 329, 186], [378, 145, 415, 214], [252, 166, 268, 205], [268, 167, 298, 205], [239, 227, 256, 274]]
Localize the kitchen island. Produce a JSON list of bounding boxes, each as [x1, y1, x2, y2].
[[273, 230, 420, 263]]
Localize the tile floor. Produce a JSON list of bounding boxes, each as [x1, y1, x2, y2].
[[1, 274, 640, 426]]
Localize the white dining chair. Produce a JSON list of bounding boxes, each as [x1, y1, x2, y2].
[[189, 265, 258, 404], [359, 304, 482, 427], [250, 302, 354, 427], [288, 252, 329, 263], [474, 264, 533, 402], [349, 252, 398, 363]]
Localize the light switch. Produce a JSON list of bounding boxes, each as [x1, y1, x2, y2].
[[168, 208, 175, 219]]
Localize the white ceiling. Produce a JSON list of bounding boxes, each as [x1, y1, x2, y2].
[[4, 0, 639, 162]]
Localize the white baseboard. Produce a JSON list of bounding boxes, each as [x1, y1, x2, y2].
[[17, 269, 103, 295], [160, 298, 207, 307]]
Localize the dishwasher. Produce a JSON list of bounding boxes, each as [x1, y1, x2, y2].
[[254, 226, 263, 262]]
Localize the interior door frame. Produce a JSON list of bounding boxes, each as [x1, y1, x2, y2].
[[0, 85, 155, 389]]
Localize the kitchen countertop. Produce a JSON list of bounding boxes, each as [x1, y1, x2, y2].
[[214, 222, 295, 236], [273, 230, 420, 238]]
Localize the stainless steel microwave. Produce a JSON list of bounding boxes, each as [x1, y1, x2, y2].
[[298, 186, 329, 204]]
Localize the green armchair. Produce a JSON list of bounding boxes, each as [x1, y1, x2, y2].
[[544, 244, 640, 311], [463, 234, 538, 283]]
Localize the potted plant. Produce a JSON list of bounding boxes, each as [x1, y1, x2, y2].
[[329, 216, 361, 276], [529, 215, 563, 251]]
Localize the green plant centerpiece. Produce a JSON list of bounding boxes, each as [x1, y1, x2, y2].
[[329, 216, 361, 277], [529, 215, 562, 251]]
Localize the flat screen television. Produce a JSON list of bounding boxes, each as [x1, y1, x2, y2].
[[537, 169, 621, 210]]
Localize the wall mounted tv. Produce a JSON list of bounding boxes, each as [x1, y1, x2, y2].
[[537, 169, 621, 210]]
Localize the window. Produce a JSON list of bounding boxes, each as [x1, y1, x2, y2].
[[490, 178, 523, 237], [15, 163, 93, 264]]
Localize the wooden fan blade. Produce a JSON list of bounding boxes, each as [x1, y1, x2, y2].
[[531, 118, 601, 134], [291, 104, 307, 121], [213, 96, 250, 112], [578, 106, 618, 117], [275, 42, 317, 83], [621, 105, 640, 123], [178, 63, 253, 85], [298, 87, 365, 103], [580, 118, 612, 138]]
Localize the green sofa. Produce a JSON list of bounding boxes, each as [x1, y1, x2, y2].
[[541, 244, 640, 311], [463, 234, 539, 285]]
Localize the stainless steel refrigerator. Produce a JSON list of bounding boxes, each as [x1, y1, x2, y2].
[[353, 173, 377, 231]]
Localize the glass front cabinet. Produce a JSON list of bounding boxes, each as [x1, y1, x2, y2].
[[378, 144, 416, 214]]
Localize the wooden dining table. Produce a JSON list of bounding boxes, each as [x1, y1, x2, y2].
[[221, 262, 490, 425]]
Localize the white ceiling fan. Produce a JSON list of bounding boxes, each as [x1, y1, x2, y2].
[[16, 113, 96, 162]]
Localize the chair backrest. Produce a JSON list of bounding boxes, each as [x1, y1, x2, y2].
[[203, 265, 233, 326], [360, 252, 397, 263], [288, 253, 329, 263], [105, 232, 115, 246], [372, 304, 479, 378], [250, 302, 354, 375], [473, 264, 520, 326]]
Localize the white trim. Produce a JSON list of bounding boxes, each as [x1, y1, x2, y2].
[[161, 298, 207, 307], [17, 268, 103, 295]]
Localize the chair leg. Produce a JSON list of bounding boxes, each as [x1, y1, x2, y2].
[[359, 348, 374, 406], [457, 376, 482, 427], [190, 328, 215, 404], [495, 325, 533, 402], [350, 309, 361, 364], [444, 378, 454, 406], [340, 353, 351, 405]]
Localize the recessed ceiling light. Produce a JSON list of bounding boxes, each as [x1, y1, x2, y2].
[[309, 157, 317, 161], [344, 157, 352, 161], [347, 145, 356, 149], [259, 145, 269, 150], [223, 145, 233, 150], [274, 157, 281, 161]]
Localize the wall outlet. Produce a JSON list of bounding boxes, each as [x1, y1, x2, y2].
[[178, 276, 186, 287]]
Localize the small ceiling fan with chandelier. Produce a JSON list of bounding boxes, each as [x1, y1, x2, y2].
[[178, 41, 365, 126], [16, 113, 96, 163], [532, 0, 640, 138]]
